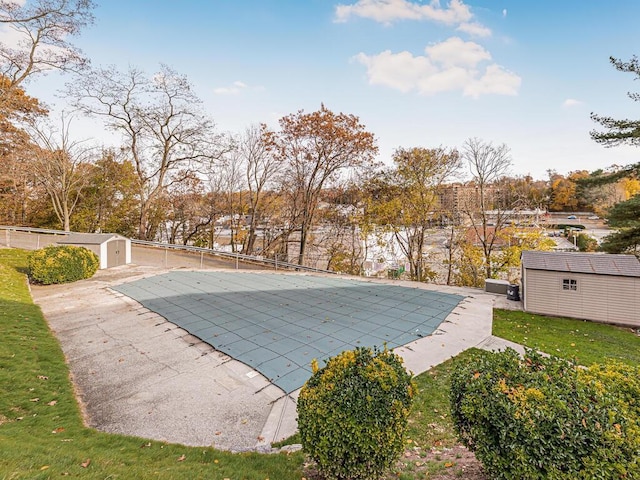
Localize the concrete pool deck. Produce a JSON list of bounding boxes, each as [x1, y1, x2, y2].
[[111, 271, 466, 394], [31, 264, 505, 451]]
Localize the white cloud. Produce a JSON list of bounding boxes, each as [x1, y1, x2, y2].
[[335, 0, 473, 26], [354, 37, 521, 97], [425, 36, 491, 67], [213, 81, 265, 95], [418, 65, 475, 95], [463, 64, 521, 97], [502, 8, 507, 17], [213, 87, 241, 95], [354, 50, 437, 93], [456, 21, 492, 37], [562, 98, 583, 108]]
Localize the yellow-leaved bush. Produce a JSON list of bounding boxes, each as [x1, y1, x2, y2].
[[28, 245, 99, 285], [297, 346, 416, 480], [450, 348, 640, 479]]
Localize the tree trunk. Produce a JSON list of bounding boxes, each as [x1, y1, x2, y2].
[[244, 214, 258, 254], [298, 222, 309, 266]]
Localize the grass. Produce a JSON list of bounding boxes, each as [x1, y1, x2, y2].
[[0, 249, 304, 479], [404, 350, 475, 450], [4, 246, 639, 479], [493, 308, 640, 367], [390, 308, 640, 479], [393, 351, 479, 479]]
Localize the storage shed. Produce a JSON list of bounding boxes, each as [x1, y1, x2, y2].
[[521, 250, 640, 327], [56, 233, 131, 269]]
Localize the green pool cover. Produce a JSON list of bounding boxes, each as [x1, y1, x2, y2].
[[113, 271, 464, 393]]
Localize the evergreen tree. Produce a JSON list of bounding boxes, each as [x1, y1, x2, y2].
[[589, 56, 640, 255]]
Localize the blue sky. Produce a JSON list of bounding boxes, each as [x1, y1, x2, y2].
[[16, 0, 640, 179]]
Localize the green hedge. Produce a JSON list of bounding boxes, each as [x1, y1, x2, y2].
[[297, 346, 416, 480], [450, 348, 640, 479], [28, 245, 99, 285]]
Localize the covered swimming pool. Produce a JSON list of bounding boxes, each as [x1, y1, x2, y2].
[[113, 271, 465, 393]]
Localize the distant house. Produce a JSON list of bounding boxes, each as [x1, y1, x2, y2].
[[57, 233, 131, 269], [521, 250, 640, 328]]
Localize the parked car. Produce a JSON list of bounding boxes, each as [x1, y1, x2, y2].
[[567, 215, 577, 220], [588, 215, 599, 220]]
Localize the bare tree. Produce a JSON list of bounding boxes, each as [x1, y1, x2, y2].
[[29, 114, 93, 231], [275, 104, 378, 265], [0, 0, 94, 91], [68, 64, 228, 240], [239, 123, 281, 254], [220, 147, 246, 253], [314, 181, 367, 274], [461, 137, 512, 279]]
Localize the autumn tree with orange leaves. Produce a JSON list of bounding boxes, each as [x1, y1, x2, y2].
[[274, 105, 378, 266], [0, 78, 48, 224]]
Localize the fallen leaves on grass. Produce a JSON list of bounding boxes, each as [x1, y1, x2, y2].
[[177, 454, 186, 462], [81, 459, 91, 468]]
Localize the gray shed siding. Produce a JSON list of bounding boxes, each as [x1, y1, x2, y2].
[[523, 268, 640, 327], [106, 239, 127, 268], [57, 233, 131, 269]]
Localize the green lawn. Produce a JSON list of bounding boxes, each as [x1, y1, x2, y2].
[[493, 308, 640, 367], [0, 249, 303, 479], [3, 247, 639, 479]]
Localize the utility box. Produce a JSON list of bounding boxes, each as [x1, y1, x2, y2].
[[485, 278, 510, 295]]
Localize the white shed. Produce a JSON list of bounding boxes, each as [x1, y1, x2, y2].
[[521, 250, 640, 327], [56, 233, 131, 269]]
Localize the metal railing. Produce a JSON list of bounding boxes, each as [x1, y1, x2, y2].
[[0, 225, 337, 275], [130, 238, 337, 274]]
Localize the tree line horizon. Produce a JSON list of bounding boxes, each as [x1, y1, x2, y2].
[[2, 1, 639, 285]]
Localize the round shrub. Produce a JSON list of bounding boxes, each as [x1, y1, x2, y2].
[[28, 245, 99, 285], [297, 346, 416, 480], [450, 348, 640, 479]]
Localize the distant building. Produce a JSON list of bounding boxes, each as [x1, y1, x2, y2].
[[438, 183, 500, 219]]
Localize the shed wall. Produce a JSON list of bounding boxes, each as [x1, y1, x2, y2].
[[523, 269, 640, 327]]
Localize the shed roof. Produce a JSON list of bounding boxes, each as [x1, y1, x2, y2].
[[521, 250, 640, 277], [57, 233, 126, 245]]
